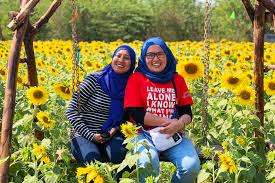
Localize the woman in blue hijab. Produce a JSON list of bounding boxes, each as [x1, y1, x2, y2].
[[67, 45, 136, 166], [124, 37, 200, 183]]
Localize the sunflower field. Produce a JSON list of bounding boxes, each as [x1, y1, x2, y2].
[[0, 40, 274, 183]]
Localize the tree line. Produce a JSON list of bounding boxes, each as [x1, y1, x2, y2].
[[0, 0, 273, 42]]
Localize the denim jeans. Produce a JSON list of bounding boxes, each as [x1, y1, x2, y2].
[[70, 134, 127, 164], [136, 129, 201, 183]]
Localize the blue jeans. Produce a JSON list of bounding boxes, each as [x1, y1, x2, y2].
[[136, 129, 200, 183], [71, 134, 127, 164]]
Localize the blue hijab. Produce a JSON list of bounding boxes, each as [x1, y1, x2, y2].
[[96, 45, 136, 132], [135, 37, 177, 83]]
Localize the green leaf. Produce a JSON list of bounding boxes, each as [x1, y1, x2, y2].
[[44, 172, 58, 183], [204, 160, 215, 171], [239, 156, 251, 164], [13, 114, 33, 129], [247, 152, 263, 166], [264, 103, 275, 111], [267, 169, 275, 180], [247, 166, 256, 179], [41, 139, 51, 149], [119, 178, 136, 183], [197, 169, 210, 183], [23, 175, 39, 183], [254, 172, 266, 183], [216, 167, 230, 179], [117, 154, 139, 173]]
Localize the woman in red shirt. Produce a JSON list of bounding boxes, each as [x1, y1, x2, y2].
[[124, 37, 200, 183]]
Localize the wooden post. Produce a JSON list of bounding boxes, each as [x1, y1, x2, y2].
[[253, 3, 265, 135], [0, 26, 4, 41], [24, 22, 38, 87], [0, 0, 29, 181], [24, 22, 45, 140]]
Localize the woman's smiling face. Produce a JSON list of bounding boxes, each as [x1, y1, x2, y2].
[[111, 49, 131, 74], [145, 45, 167, 73]]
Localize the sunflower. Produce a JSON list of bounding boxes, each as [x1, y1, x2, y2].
[[207, 75, 216, 84], [36, 111, 55, 129], [33, 143, 47, 157], [92, 62, 104, 71], [121, 122, 138, 138], [32, 143, 50, 164], [38, 75, 46, 83], [178, 60, 204, 80], [245, 72, 254, 83], [76, 167, 91, 178], [264, 78, 275, 96], [236, 136, 246, 146], [76, 167, 99, 183], [27, 86, 49, 105], [17, 75, 26, 87], [220, 72, 244, 91], [0, 67, 7, 80], [233, 85, 255, 106], [223, 61, 234, 70], [218, 153, 237, 174], [53, 84, 72, 100], [83, 59, 93, 69], [222, 49, 231, 56], [48, 66, 58, 75], [209, 87, 218, 96], [94, 175, 104, 183], [36, 59, 45, 69], [86, 169, 98, 183], [40, 155, 51, 164]]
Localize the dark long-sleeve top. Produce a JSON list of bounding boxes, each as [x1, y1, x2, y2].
[[126, 105, 192, 127], [66, 74, 111, 141]]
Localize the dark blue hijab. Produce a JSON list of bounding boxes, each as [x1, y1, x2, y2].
[[135, 37, 177, 83], [96, 45, 136, 132]]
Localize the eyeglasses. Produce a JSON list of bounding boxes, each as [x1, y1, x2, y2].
[[145, 52, 166, 60]]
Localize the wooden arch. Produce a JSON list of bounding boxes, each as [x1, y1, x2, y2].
[[0, 0, 275, 182], [0, 0, 63, 182]]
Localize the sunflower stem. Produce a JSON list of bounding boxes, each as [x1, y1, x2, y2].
[[135, 136, 140, 183]]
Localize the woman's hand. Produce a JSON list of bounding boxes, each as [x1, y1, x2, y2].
[[159, 114, 191, 137], [109, 127, 118, 137], [93, 134, 106, 144], [158, 120, 185, 137]]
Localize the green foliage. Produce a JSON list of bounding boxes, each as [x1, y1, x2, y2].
[[148, 0, 204, 41], [1, 0, 271, 41], [211, 0, 252, 41]]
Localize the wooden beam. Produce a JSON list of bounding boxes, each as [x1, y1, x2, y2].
[[32, 0, 63, 35], [253, 3, 265, 136], [257, 0, 275, 14], [7, 0, 40, 31], [242, 0, 255, 23], [8, 11, 19, 21], [0, 0, 29, 181]]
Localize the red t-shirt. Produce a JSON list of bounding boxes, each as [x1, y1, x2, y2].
[[124, 72, 193, 130]]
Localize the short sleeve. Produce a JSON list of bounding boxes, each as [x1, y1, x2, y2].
[[176, 74, 193, 106], [124, 73, 144, 108]]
